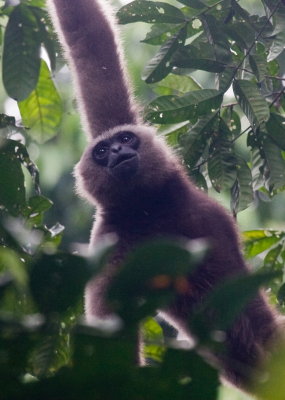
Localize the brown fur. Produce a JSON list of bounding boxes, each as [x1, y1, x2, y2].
[[48, 0, 283, 389], [47, 0, 140, 139], [75, 123, 280, 386]]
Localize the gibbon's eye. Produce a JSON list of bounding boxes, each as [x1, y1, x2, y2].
[[118, 132, 134, 144], [93, 142, 109, 160]]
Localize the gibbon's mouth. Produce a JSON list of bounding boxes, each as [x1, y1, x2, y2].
[[110, 153, 137, 169], [109, 154, 139, 179]]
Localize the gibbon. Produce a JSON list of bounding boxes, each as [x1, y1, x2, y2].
[[48, 0, 282, 388]]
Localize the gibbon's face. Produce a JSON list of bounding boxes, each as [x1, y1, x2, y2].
[[75, 125, 178, 206], [92, 130, 140, 179]]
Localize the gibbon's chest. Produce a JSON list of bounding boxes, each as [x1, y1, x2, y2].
[[101, 203, 201, 245]]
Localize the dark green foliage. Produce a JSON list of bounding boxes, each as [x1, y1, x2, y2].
[[1, 1, 285, 399], [119, 0, 285, 202]]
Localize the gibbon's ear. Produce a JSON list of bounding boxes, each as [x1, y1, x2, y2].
[[47, 0, 141, 140]]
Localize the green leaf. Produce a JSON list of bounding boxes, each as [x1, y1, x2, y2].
[[262, 136, 285, 192], [28, 195, 53, 215], [0, 140, 26, 216], [154, 74, 201, 96], [264, 0, 285, 61], [201, 14, 231, 64], [109, 239, 206, 322], [248, 133, 266, 191], [182, 112, 218, 168], [249, 53, 267, 82], [208, 131, 237, 192], [32, 7, 57, 71], [231, 0, 251, 21], [243, 230, 285, 258], [18, 60, 63, 143], [218, 67, 236, 92], [221, 108, 241, 137], [0, 247, 28, 287], [145, 89, 223, 124], [163, 122, 189, 146], [117, 1, 186, 24], [2, 4, 41, 101], [0, 138, 40, 196], [22, 195, 53, 225], [230, 159, 253, 214], [142, 317, 164, 363], [190, 169, 208, 192], [268, 30, 285, 62], [176, 0, 206, 8], [143, 25, 187, 84], [226, 21, 255, 50], [266, 113, 285, 151], [22, 0, 46, 6], [30, 253, 90, 315], [172, 42, 227, 72], [263, 244, 284, 271], [233, 79, 270, 129], [142, 23, 181, 45], [162, 349, 219, 400]]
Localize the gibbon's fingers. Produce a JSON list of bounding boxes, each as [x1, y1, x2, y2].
[[47, 0, 140, 139]]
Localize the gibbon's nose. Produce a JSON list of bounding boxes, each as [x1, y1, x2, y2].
[[110, 143, 122, 153]]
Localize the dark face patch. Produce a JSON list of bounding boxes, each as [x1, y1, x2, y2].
[[92, 131, 140, 178]]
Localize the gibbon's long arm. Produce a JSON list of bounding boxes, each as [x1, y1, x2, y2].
[[47, 0, 140, 139]]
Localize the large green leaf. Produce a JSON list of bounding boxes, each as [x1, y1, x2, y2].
[[243, 230, 285, 258], [145, 89, 223, 124], [2, 4, 41, 101], [18, 60, 62, 143], [117, 1, 186, 24], [143, 26, 187, 84], [233, 80, 270, 129]]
